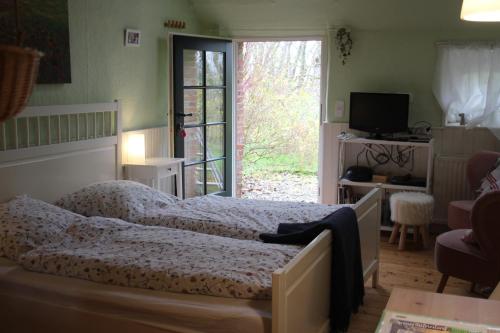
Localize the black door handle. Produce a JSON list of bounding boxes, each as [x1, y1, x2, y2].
[[175, 113, 193, 117]]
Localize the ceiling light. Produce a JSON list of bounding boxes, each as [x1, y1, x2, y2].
[[461, 0, 500, 22]]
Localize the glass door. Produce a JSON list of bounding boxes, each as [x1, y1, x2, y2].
[[173, 36, 233, 198]]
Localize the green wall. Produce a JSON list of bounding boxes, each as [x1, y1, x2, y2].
[[327, 28, 500, 126], [29, 0, 201, 131]]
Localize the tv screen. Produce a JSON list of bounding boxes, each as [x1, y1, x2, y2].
[[349, 92, 409, 135]]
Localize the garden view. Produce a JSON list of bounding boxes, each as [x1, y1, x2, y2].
[[237, 40, 322, 202]]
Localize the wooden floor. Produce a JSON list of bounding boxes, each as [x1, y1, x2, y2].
[[347, 234, 476, 333]]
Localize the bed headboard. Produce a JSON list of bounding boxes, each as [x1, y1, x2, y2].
[[0, 101, 122, 203]]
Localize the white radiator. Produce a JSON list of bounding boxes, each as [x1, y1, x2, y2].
[[433, 155, 473, 224]]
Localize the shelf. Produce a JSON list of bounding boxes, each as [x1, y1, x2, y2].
[[338, 179, 428, 192], [341, 137, 433, 148]]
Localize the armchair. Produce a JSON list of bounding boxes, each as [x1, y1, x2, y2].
[[435, 190, 500, 293], [448, 151, 500, 230]]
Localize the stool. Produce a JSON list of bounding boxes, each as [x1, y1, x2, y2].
[[389, 192, 434, 250]]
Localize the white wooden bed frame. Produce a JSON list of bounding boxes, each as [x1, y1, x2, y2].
[[0, 102, 382, 333]]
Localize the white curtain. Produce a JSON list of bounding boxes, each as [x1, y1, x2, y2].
[[433, 43, 500, 139]]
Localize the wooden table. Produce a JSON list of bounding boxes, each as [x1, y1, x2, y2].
[[384, 288, 500, 327], [491, 283, 500, 301]]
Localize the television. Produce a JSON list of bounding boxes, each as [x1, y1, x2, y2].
[[349, 92, 409, 138]]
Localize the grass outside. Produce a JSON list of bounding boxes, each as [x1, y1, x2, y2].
[[243, 153, 318, 177]]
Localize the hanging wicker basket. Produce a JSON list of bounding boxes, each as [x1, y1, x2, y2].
[[0, 45, 43, 122]]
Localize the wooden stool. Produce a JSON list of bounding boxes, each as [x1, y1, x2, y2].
[[389, 192, 434, 250]]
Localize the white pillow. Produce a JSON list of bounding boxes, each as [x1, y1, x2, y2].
[[0, 196, 83, 260], [55, 180, 180, 220], [478, 158, 500, 195]]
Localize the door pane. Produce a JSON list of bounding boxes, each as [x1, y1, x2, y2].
[[206, 125, 224, 159], [184, 50, 203, 86], [184, 89, 204, 125], [185, 164, 205, 197], [207, 160, 225, 194], [206, 89, 224, 123], [206, 51, 224, 86], [185, 127, 204, 163]]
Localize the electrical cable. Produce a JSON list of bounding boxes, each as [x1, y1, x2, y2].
[[359, 143, 415, 171]]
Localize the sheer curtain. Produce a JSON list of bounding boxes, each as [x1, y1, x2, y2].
[[433, 43, 500, 139]]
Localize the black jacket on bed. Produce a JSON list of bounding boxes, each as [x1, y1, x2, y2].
[[259, 207, 365, 333]]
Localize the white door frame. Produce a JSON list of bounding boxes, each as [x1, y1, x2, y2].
[[232, 36, 328, 201], [169, 33, 328, 199]]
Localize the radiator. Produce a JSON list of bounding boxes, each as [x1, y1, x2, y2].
[[433, 155, 472, 224]]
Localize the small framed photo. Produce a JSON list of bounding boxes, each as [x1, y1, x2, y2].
[[125, 29, 141, 47]]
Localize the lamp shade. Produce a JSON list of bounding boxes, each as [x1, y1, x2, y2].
[[126, 133, 145, 164], [461, 0, 500, 21]]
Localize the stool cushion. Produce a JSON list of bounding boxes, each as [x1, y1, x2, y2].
[[448, 200, 473, 230], [390, 192, 434, 226], [435, 229, 493, 285]]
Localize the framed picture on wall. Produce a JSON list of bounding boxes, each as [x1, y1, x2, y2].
[[125, 29, 141, 47]]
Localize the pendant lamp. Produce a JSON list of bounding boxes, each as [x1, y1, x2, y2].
[[461, 0, 500, 22]]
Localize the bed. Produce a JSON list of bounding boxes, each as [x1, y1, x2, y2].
[[55, 180, 354, 241], [0, 102, 382, 333]]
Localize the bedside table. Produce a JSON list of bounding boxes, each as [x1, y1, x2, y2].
[[123, 158, 185, 198]]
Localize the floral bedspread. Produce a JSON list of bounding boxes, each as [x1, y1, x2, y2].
[[56, 181, 351, 241], [136, 195, 351, 240], [3, 196, 301, 300]]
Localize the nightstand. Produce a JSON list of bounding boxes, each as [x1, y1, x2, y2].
[[123, 158, 185, 198]]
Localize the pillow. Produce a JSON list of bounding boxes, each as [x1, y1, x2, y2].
[[0, 196, 84, 260], [55, 180, 180, 220], [461, 229, 478, 245], [479, 179, 500, 197], [478, 158, 500, 195]]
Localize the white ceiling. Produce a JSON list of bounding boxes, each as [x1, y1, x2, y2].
[[188, 0, 500, 35]]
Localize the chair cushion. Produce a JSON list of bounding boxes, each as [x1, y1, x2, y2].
[[448, 200, 473, 229], [435, 229, 496, 286]]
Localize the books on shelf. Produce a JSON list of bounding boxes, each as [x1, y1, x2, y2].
[[377, 311, 500, 333]]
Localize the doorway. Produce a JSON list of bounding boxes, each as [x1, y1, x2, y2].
[[172, 35, 233, 198], [235, 40, 323, 203]]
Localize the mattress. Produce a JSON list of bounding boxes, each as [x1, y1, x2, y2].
[[0, 258, 272, 333]]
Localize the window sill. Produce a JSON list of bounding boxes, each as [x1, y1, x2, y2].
[[445, 122, 466, 128]]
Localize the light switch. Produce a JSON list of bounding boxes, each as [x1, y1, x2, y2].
[[334, 100, 344, 118]]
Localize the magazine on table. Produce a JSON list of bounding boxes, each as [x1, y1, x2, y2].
[[377, 310, 500, 333]]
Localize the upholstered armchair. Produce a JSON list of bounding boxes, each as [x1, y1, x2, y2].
[[436, 190, 500, 293], [448, 151, 500, 230]]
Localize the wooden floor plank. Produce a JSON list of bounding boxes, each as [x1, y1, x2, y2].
[[347, 234, 478, 332]]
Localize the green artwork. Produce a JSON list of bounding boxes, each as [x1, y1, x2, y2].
[[0, 0, 71, 84]]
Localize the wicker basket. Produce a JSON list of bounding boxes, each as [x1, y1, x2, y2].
[[0, 45, 43, 122]]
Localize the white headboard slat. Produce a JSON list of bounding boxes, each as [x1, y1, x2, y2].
[[0, 102, 122, 203]]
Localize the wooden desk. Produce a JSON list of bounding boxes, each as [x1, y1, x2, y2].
[[384, 288, 500, 327], [491, 283, 500, 301]]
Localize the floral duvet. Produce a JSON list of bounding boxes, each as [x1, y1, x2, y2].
[[1, 196, 301, 300], [56, 180, 349, 240]]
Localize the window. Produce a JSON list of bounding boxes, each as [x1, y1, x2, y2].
[[433, 43, 500, 137]]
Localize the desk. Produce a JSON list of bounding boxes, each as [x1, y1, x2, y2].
[[123, 158, 184, 198], [491, 283, 500, 301], [383, 288, 500, 328]]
